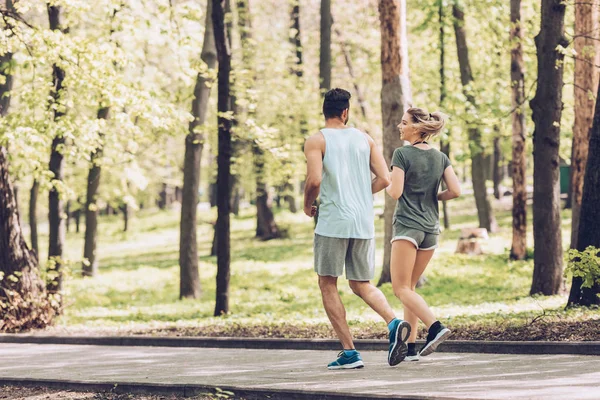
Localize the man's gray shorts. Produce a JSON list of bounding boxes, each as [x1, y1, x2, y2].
[[314, 234, 375, 281]]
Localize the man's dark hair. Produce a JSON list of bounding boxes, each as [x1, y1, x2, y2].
[[322, 88, 351, 119]]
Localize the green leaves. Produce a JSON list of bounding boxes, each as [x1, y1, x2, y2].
[[565, 246, 600, 290]]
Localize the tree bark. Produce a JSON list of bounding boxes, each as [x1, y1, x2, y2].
[[510, 0, 527, 260], [82, 107, 108, 277], [0, 1, 54, 331], [569, 0, 600, 250], [452, 0, 497, 233], [377, 0, 411, 286], [213, 0, 232, 316], [74, 207, 81, 233], [179, 0, 217, 300], [568, 80, 600, 307], [46, 4, 67, 297], [319, 0, 332, 91], [29, 180, 39, 259], [493, 135, 502, 199], [529, 0, 567, 296], [439, 0, 450, 230]]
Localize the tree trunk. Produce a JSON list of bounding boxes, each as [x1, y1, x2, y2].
[[74, 207, 81, 233], [439, 0, 450, 230], [493, 136, 502, 199], [29, 180, 39, 259], [568, 80, 600, 307], [65, 200, 71, 233], [46, 4, 67, 297], [334, 26, 371, 127], [569, 0, 600, 250], [529, 0, 567, 296], [121, 204, 129, 232], [82, 107, 108, 277], [510, 0, 527, 260], [1, 147, 54, 332], [452, 0, 497, 233], [0, 1, 54, 331], [377, 0, 411, 286], [179, 0, 217, 300], [319, 0, 332, 91], [213, 0, 232, 317]]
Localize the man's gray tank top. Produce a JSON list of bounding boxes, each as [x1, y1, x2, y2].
[[315, 128, 374, 239]]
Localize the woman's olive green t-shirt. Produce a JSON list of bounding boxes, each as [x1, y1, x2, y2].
[[391, 146, 451, 234]]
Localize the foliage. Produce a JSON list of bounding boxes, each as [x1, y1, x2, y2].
[[565, 246, 600, 290]]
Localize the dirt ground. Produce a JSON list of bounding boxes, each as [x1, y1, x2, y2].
[[0, 386, 219, 400]]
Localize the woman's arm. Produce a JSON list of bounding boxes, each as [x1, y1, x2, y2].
[[438, 165, 461, 201], [386, 166, 405, 200]]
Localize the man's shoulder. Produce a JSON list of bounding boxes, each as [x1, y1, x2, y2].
[[304, 132, 325, 152]]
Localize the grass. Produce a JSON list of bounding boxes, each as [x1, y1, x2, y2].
[[31, 193, 600, 340]]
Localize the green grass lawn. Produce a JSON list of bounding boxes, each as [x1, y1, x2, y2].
[[33, 194, 599, 340]]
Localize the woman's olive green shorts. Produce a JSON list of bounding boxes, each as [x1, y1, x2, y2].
[[391, 221, 438, 250]]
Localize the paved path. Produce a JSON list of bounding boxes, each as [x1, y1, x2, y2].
[[1, 343, 599, 399]]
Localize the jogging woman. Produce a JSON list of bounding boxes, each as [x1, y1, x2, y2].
[[386, 107, 461, 361]]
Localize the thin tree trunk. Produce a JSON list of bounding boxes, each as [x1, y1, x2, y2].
[[74, 207, 81, 233], [377, 0, 411, 286], [510, 0, 527, 260], [122, 204, 128, 232], [0, 0, 53, 332], [29, 180, 39, 259], [569, 0, 600, 250], [529, 0, 567, 296], [439, 0, 450, 230], [65, 200, 71, 233], [46, 4, 67, 297], [493, 135, 502, 199], [568, 80, 600, 307], [319, 0, 332, 91], [213, 0, 232, 316], [334, 27, 371, 126], [179, 0, 217, 300], [82, 107, 108, 277], [452, 0, 497, 233]]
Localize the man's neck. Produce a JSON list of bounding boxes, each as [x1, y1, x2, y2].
[[324, 119, 347, 129]]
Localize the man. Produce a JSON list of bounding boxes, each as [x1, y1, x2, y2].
[[304, 88, 410, 369]]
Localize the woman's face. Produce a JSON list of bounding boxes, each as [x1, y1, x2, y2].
[[398, 112, 418, 142]]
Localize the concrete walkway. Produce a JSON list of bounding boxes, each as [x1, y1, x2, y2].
[[1, 343, 599, 399]]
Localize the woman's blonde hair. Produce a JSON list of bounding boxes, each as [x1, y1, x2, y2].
[[406, 107, 447, 140]]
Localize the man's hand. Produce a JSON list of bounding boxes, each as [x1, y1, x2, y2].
[[304, 205, 317, 217]]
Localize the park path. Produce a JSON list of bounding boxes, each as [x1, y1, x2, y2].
[[1, 343, 599, 399]]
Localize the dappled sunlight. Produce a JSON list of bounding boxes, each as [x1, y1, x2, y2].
[[50, 206, 590, 335]]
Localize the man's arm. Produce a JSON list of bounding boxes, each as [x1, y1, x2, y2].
[[368, 135, 391, 194], [303, 134, 324, 217]]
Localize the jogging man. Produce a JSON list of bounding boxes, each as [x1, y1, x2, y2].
[[303, 88, 411, 369]]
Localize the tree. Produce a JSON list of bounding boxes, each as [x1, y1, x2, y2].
[[179, 0, 217, 299], [46, 3, 68, 298], [567, 80, 600, 307], [529, 0, 567, 296], [569, 0, 600, 250], [452, 0, 497, 233], [319, 0, 331, 91], [237, 0, 282, 240], [0, 0, 54, 332], [82, 108, 108, 277], [29, 180, 39, 259], [510, 0, 527, 260], [377, 0, 411, 286], [438, 0, 450, 230], [213, 0, 233, 316]]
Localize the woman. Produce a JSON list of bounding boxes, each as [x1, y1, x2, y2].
[[386, 107, 461, 361]]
